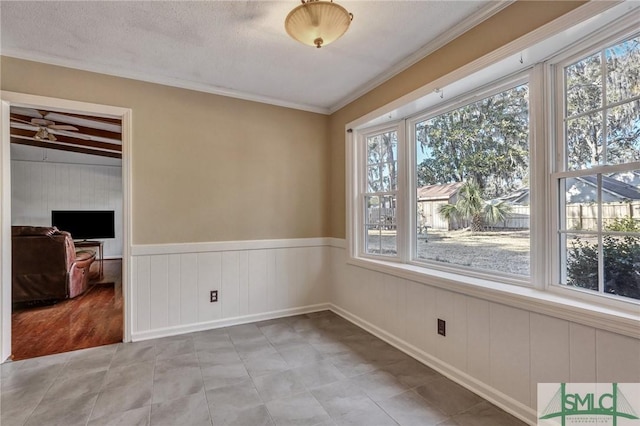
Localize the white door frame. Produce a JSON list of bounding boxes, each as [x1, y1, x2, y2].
[[0, 91, 132, 361]]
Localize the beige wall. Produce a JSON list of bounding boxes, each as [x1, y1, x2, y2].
[[327, 0, 586, 238], [1, 57, 330, 244]]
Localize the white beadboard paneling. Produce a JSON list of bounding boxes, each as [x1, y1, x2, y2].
[[383, 274, 400, 337], [266, 250, 278, 312], [449, 293, 468, 371], [327, 244, 639, 422], [248, 250, 268, 314], [238, 251, 249, 316], [287, 248, 303, 308], [130, 257, 138, 333], [395, 278, 408, 342], [569, 323, 596, 382], [434, 289, 467, 371], [466, 297, 491, 384], [404, 280, 428, 353], [343, 262, 363, 318], [221, 251, 240, 318], [168, 255, 182, 326], [304, 246, 325, 307], [149, 255, 169, 329], [180, 253, 198, 325], [490, 303, 530, 405], [10, 160, 123, 257], [370, 269, 385, 328], [133, 242, 333, 338], [422, 283, 438, 356], [596, 330, 640, 383], [434, 288, 453, 362], [529, 313, 570, 409], [275, 249, 291, 310], [198, 252, 222, 322], [136, 256, 151, 332]]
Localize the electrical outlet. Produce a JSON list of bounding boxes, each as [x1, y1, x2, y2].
[[210, 290, 218, 303], [437, 318, 446, 336]]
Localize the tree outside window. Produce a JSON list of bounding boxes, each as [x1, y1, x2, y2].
[[560, 35, 640, 301]]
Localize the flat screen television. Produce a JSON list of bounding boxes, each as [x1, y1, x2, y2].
[[51, 210, 115, 240]]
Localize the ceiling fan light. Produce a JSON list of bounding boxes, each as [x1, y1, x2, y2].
[[34, 128, 48, 140], [285, 0, 353, 48]]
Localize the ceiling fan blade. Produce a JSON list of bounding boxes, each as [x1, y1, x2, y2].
[[48, 124, 79, 131], [46, 132, 57, 141], [31, 118, 55, 126], [10, 117, 33, 125]]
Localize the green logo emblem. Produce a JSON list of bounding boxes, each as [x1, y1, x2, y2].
[[539, 383, 639, 426]]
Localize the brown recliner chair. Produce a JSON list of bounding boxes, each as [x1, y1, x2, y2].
[[12, 226, 96, 306]]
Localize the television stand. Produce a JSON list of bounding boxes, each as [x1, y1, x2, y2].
[[74, 240, 104, 280]]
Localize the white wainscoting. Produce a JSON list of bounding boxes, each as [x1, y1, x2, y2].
[[126, 237, 639, 425], [328, 245, 640, 425], [10, 160, 123, 257], [130, 239, 331, 341]]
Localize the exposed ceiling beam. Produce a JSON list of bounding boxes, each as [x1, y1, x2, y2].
[[10, 128, 122, 152], [52, 111, 122, 125], [10, 113, 122, 141], [11, 137, 122, 159]]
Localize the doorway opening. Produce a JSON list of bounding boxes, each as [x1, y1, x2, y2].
[[1, 92, 131, 362]]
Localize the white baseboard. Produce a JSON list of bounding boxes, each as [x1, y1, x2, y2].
[[131, 303, 331, 341], [328, 303, 537, 425]]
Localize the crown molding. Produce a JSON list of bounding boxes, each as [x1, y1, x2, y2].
[[0, 50, 331, 115], [328, 1, 515, 114]]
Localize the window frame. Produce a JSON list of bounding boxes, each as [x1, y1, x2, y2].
[[405, 73, 534, 286], [548, 26, 640, 305], [356, 122, 406, 262], [345, 3, 640, 327]]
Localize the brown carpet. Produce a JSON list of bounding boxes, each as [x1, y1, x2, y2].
[[11, 259, 123, 361]]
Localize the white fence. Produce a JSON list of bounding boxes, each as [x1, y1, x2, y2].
[[419, 201, 640, 231], [367, 207, 396, 228]]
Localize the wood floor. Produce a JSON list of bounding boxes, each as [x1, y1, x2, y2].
[[11, 259, 123, 361]]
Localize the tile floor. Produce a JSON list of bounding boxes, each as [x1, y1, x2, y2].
[[1, 311, 527, 426]]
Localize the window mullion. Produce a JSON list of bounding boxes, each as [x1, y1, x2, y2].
[[530, 64, 546, 289], [597, 174, 604, 294], [406, 118, 417, 264], [600, 49, 608, 167], [396, 121, 409, 263]]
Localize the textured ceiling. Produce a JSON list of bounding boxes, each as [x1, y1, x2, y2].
[[1, 1, 501, 113]]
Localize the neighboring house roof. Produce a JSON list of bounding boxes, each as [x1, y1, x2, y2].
[[568, 175, 640, 203], [417, 182, 463, 201], [496, 175, 640, 205], [608, 170, 640, 189], [495, 187, 530, 205]]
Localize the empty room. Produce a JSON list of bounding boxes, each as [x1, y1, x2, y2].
[[1, 1, 639, 425]]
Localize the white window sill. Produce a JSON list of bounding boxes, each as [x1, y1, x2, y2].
[[345, 256, 640, 339]]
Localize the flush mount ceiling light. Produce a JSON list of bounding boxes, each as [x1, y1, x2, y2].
[[285, 0, 353, 49]]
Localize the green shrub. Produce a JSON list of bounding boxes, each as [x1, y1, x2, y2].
[[566, 218, 640, 300]]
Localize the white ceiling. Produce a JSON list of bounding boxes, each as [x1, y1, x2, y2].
[[0, 1, 505, 114]]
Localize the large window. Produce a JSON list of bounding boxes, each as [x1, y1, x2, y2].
[[363, 128, 399, 257], [413, 82, 530, 277], [351, 17, 640, 306], [555, 34, 640, 301]]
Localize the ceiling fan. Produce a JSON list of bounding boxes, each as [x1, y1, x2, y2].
[[10, 113, 79, 141]]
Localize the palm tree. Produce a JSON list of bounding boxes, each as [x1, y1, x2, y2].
[[438, 181, 512, 232]]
